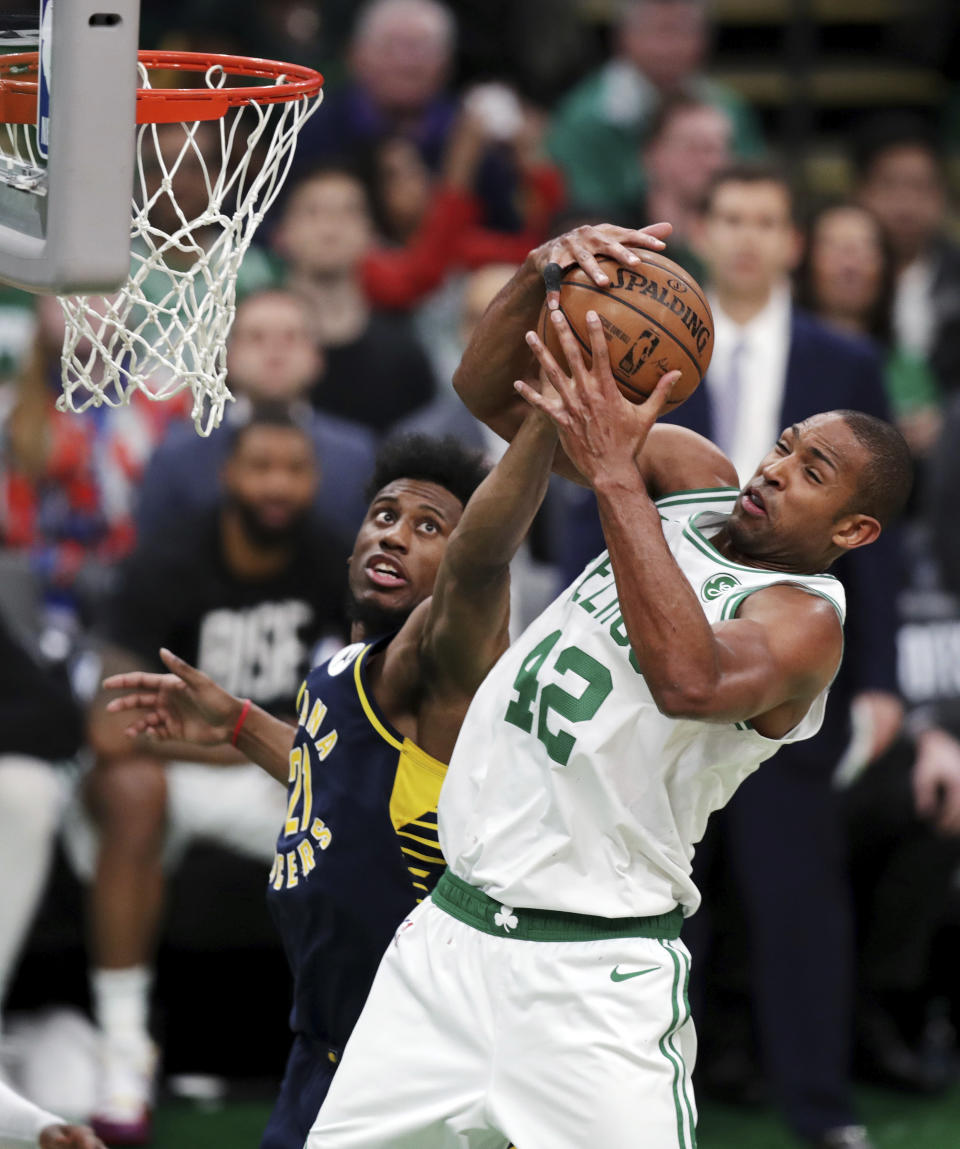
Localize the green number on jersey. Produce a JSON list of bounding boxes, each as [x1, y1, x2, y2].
[[504, 629, 562, 732], [538, 646, 613, 766], [505, 634, 613, 766]]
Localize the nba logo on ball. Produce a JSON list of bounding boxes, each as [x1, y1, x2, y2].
[[701, 573, 739, 601], [618, 329, 661, 377], [539, 252, 714, 408]]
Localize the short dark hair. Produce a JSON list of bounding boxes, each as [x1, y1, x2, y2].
[[702, 160, 798, 221], [276, 160, 371, 224], [226, 402, 314, 457], [365, 434, 489, 508], [645, 94, 718, 149], [850, 112, 942, 182], [835, 409, 913, 526]]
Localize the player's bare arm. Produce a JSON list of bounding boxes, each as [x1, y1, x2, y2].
[[101, 648, 294, 783], [91, 646, 249, 766], [419, 407, 558, 693], [452, 222, 672, 462], [372, 409, 559, 762], [521, 307, 844, 738]]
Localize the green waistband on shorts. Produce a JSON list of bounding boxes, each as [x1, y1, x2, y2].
[[432, 870, 683, 942]]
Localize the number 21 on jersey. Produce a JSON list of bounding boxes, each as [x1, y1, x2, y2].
[[504, 629, 612, 766]]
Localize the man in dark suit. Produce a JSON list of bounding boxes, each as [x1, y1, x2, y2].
[[663, 163, 902, 1149]]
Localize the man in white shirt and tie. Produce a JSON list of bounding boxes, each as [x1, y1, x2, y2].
[[665, 161, 901, 1149]]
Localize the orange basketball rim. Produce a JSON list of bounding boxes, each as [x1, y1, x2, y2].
[[0, 50, 323, 125]]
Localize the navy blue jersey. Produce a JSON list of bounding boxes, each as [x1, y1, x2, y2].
[[265, 635, 447, 1050]]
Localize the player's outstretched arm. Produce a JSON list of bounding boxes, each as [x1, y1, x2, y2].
[[521, 307, 844, 735], [452, 221, 672, 466], [417, 407, 559, 697], [101, 649, 294, 783]]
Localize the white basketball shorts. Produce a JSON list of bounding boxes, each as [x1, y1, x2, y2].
[[306, 886, 698, 1149]]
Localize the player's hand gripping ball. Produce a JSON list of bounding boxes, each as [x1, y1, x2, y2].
[[539, 252, 713, 408]]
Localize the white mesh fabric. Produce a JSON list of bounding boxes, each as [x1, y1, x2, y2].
[[55, 62, 323, 436]]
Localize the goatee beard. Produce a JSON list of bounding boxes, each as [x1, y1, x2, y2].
[[229, 496, 309, 548], [346, 588, 412, 637]]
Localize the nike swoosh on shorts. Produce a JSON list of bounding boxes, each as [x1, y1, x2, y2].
[[610, 965, 660, 982]]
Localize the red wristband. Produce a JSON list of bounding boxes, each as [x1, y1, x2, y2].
[[230, 698, 253, 746]]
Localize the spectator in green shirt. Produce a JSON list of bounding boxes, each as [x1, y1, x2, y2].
[[547, 0, 763, 215]]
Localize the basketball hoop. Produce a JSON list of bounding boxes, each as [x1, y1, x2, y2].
[[0, 51, 324, 435]]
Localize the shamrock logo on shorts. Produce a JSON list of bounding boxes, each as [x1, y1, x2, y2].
[[494, 905, 519, 932]]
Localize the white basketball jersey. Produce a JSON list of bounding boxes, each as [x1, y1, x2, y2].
[[439, 487, 846, 918]]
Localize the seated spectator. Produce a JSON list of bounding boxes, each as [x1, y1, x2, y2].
[[0, 296, 185, 633], [853, 113, 960, 397], [354, 93, 565, 311], [64, 407, 348, 1143], [796, 201, 942, 458], [547, 0, 762, 214], [0, 611, 82, 1046], [637, 94, 733, 277], [844, 727, 960, 1095], [293, 0, 455, 170], [272, 165, 436, 433], [290, 0, 529, 233], [135, 288, 376, 545]]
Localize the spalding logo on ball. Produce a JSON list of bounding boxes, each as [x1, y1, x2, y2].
[[539, 252, 713, 408]]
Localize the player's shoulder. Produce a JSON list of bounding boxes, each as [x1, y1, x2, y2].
[[736, 582, 845, 684], [735, 579, 845, 630], [648, 424, 739, 503]]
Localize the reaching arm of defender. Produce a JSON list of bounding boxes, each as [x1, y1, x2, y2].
[[452, 222, 672, 474], [100, 649, 294, 783], [416, 407, 559, 695], [520, 309, 844, 736]]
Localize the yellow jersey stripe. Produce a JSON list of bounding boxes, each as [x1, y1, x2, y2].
[[408, 867, 431, 878], [401, 846, 445, 865], [397, 828, 442, 849], [353, 647, 403, 751]]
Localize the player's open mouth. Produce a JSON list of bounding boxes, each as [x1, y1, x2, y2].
[[366, 556, 409, 588], [741, 487, 767, 517]]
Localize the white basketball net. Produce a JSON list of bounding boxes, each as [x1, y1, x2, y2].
[[54, 62, 323, 436]]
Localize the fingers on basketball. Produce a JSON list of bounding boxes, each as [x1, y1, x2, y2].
[[645, 370, 682, 420], [538, 250, 712, 410]]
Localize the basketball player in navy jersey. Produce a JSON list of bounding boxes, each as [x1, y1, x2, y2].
[[101, 421, 560, 1149]]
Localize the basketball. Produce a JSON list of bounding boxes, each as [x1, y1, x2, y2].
[[538, 252, 713, 408]]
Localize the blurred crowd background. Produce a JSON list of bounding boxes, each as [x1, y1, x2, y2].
[[4, 1, 960, 1145]]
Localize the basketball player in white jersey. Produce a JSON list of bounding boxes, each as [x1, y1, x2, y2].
[[305, 224, 914, 1149]]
